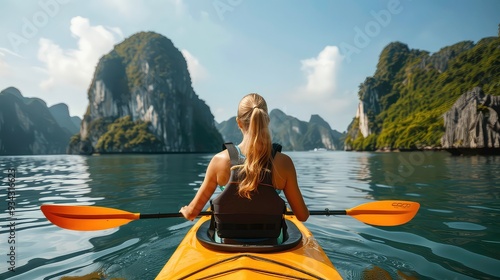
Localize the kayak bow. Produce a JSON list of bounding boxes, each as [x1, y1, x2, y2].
[[155, 213, 342, 279]]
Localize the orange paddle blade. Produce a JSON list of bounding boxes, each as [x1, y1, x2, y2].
[[41, 204, 140, 231], [346, 200, 420, 226]]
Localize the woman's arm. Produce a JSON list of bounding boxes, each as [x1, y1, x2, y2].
[[276, 153, 309, 221], [180, 152, 229, 220]]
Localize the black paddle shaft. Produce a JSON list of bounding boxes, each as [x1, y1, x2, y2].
[[139, 209, 346, 219], [140, 211, 212, 219], [299, 209, 347, 216]]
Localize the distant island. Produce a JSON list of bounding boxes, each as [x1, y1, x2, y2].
[[345, 34, 500, 155], [217, 109, 345, 151], [0, 87, 81, 155]]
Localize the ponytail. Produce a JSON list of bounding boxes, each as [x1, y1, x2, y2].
[[234, 94, 273, 199]]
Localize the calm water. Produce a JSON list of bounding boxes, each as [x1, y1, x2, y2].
[[0, 151, 499, 280]]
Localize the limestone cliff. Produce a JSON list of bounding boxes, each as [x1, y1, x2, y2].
[[441, 87, 500, 154], [49, 103, 81, 135], [216, 109, 345, 151], [69, 32, 223, 154], [308, 114, 344, 150], [345, 35, 499, 152], [0, 87, 73, 155]]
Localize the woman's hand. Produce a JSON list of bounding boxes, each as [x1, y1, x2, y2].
[[179, 205, 196, 221]]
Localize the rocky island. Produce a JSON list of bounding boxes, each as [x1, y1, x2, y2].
[[0, 87, 80, 155], [442, 87, 500, 155], [345, 34, 499, 155], [68, 32, 223, 154]]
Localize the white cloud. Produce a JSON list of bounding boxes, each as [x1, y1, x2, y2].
[[170, 0, 188, 16], [279, 90, 357, 132], [0, 48, 26, 78], [298, 45, 343, 100], [0, 51, 10, 76], [0, 47, 24, 59], [100, 0, 149, 19], [181, 49, 208, 85], [37, 16, 122, 90], [100, 0, 186, 19], [284, 45, 356, 130]]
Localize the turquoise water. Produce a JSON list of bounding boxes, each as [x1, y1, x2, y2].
[[0, 151, 498, 279]]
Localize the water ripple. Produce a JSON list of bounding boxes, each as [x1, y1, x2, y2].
[[1, 152, 499, 280]]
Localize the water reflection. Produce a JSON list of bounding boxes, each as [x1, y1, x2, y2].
[[290, 151, 499, 279], [1, 152, 499, 280], [354, 151, 500, 279], [0, 155, 113, 280]]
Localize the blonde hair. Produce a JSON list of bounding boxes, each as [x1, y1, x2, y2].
[[235, 93, 272, 199]]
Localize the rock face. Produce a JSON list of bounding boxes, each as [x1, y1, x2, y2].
[[0, 87, 73, 155], [216, 109, 345, 151], [417, 41, 475, 73], [441, 87, 500, 154], [345, 35, 499, 151], [216, 116, 242, 144], [348, 42, 415, 146], [49, 103, 81, 135], [69, 32, 223, 154]]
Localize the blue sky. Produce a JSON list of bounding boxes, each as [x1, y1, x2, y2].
[[0, 0, 499, 132]]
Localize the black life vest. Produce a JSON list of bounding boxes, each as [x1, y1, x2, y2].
[[210, 142, 286, 241]]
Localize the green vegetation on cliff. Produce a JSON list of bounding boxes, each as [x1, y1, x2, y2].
[[346, 36, 500, 151], [95, 116, 163, 153], [95, 32, 186, 97]]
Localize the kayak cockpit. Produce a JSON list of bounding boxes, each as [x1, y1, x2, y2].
[[196, 220, 302, 253]]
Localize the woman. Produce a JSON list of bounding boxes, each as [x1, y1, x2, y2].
[[180, 93, 309, 223]]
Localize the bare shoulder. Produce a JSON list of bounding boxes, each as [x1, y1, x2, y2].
[[272, 152, 297, 190], [213, 149, 229, 160], [210, 150, 230, 168], [203, 150, 231, 186], [273, 151, 295, 169]]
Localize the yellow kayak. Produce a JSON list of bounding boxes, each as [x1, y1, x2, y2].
[[41, 201, 420, 279], [155, 214, 342, 279]]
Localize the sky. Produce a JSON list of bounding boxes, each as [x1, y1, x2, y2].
[[0, 0, 499, 132]]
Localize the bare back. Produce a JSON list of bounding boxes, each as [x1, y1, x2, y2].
[[181, 149, 309, 222]]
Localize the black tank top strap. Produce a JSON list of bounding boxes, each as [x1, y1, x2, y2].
[[222, 142, 240, 166], [272, 143, 282, 157]]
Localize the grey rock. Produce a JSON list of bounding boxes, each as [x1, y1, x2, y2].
[[49, 103, 81, 135], [441, 87, 500, 149], [0, 87, 72, 155]]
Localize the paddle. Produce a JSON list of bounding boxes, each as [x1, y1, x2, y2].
[[41, 200, 419, 231]]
